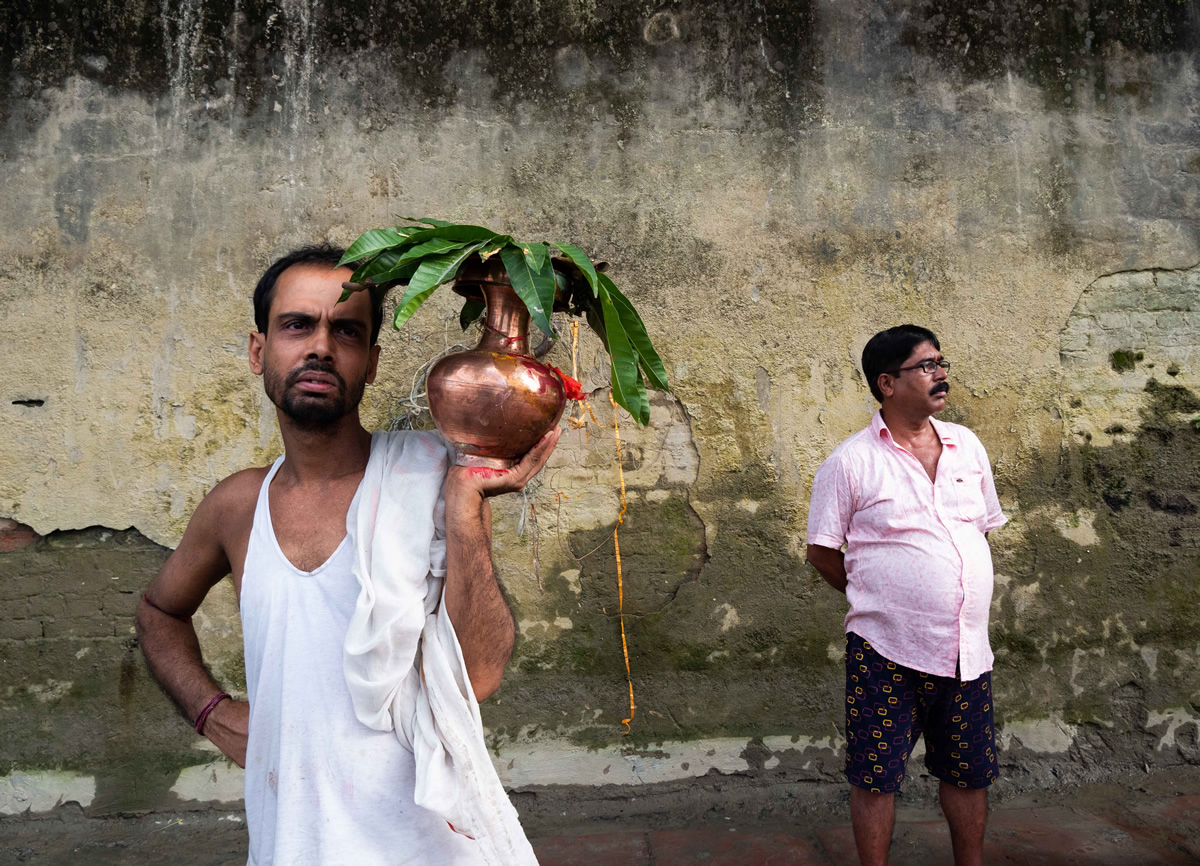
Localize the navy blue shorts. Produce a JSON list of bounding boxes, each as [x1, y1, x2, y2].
[[844, 632, 998, 794]]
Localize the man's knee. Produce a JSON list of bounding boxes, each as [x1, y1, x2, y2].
[[850, 784, 895, 803], [850, 784, 896, 820]]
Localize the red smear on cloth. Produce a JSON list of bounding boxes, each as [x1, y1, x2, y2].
[[550, 366, 587, 401]]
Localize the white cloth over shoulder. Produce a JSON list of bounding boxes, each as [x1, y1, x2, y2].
[[342, 431, 538, 866]]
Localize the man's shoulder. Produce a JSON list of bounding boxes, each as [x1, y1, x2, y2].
[[373, 429, 456, 468], [374, 428, 446, 448], [175, 464, 272, 552], [202, 465, 273, 516], [825, 423, 877, 466], [937, 418, 988, 453]]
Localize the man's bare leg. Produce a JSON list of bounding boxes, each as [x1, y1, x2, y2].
[[850, 786, 895, 866], [939, 783, 987, 866]]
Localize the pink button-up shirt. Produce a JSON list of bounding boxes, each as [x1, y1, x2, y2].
[[806, 411, 1006, 681]]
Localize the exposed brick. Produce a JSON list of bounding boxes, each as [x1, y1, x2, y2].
[[22, 593, 66, 618], [0, 576, 44, 603], [1096, 311, 1131, 331], [42, 616, 114, 639], [64, 595, 103, 619], [0, 519, 40, 552], [0, 619, 43, 641]]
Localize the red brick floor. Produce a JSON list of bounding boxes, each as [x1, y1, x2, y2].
[[1104, 793, 1200, 861], [533, 803, 1199, 865], [531, 828, 824, 865], [649, 828, 825, 865], [532, 830, 652, 865]]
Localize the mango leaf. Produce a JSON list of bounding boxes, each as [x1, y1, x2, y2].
[[523, 242, 549, 273], [352, 248, 406, 283], [392, 225, 425, 236], [477, 234, 513, 260], [351, 254, 387, 284], [500, 244, 557, 339], [401, 224, 499, 247], [551, 242, 599, 295], [371, 238, 471, 280], [393, 242, 485, 329], [364, 260, 419, 286], [397, 216, 456, 227], [459, 297, 485, 331], [339, 228, 406, 267], [598, 285, 649, 424], [599, 274, 669, 392], [584, 298, 609, 351], [403, 237, 470, 256]]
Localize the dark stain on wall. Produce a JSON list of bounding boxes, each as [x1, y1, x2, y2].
[[0, 1, 823, 132], [898, 0, 1199, 101], [572, 495, 708, 617], [0, 0, 171, 103], [992, 379, 1200, 764]]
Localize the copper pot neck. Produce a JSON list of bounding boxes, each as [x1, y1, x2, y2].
[[478, 280, 530, 355]]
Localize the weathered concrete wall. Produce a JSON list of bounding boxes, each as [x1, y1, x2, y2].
[[1, 0, 1199, 815]]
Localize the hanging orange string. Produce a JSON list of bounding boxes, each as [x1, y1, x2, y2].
[[570, 320, 579, 380], [557, 320, 635, 733], [567, 322, 594, 442], [610, 392, 635, 735]]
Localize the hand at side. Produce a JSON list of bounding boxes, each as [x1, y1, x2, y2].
[[203, 698, 250, 768], [807, 544, 848, 594]]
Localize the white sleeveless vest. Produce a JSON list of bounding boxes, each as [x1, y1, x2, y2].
[[240, 450, 481, 865]]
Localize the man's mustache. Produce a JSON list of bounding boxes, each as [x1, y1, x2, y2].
[[931, 382, 950, 396], [285, 362, 347, 392]]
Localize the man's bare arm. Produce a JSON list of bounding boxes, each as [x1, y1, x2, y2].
[[443, 430, 561, 702], [806, 543, 848, 594], [135, 477, 252, 767]]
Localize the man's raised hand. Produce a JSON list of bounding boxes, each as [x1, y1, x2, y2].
[[446, 428, 562, 499]]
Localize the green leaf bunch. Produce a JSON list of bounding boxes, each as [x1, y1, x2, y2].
[[339, 218, 669, 425]]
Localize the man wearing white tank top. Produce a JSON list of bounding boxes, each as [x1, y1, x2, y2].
[[135, 245, 558, 865]]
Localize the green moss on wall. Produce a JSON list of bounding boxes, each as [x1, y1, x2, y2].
[[1110, 349, 1143, 372]]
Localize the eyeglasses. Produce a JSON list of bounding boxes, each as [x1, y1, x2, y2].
[[889, 359, 950, 376]]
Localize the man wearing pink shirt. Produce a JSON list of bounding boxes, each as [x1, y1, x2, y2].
[[806, 325, 1006, 866]]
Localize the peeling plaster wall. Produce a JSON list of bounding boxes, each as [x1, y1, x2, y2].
[[1, 0, 1199, 814]]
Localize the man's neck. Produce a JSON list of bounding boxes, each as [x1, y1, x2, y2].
[[275, 413, 373, 485], [879, 405, 936, 450]]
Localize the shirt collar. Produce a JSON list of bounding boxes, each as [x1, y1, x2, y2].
[[872, 410, 957, 447], [929, 415, 957, 445]]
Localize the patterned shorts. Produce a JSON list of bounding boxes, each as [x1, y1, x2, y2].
[[844, 632, 998, 794]]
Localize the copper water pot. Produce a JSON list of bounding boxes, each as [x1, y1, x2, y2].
[[426, 256, 567, 468]]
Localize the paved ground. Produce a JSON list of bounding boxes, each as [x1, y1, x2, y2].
[[3, 766, 1198, 864]]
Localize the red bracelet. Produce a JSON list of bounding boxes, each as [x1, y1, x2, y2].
[[195, 692, 231, 734]]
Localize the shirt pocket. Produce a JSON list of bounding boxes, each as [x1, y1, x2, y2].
[[951, 469, 988, 524]]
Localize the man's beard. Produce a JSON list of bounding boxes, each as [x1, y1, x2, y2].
[[263, 360, 367, 431]]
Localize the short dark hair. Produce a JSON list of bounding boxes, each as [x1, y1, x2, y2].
[[253, 244, 387, 345], [861, 325, 941, 403]]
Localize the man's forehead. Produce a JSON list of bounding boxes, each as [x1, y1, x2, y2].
[[271, 263, 366, 319], [906, 340, 942, 361]]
